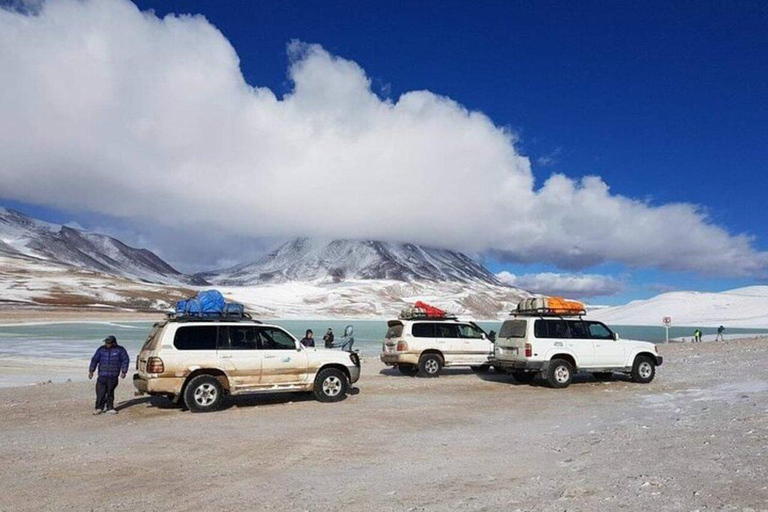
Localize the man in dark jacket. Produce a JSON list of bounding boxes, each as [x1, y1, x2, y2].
[[299, 329, 315, 348], [89, 335, 130, 415]]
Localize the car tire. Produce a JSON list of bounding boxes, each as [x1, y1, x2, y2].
[[397, 364, 419, 376], [593, 372, 613, 381], [184, 375, 224, 413], [545, 358, 574, 388], [512, 371, 536, 384], [631, 355, 656, 384], [417, 353, 442, 378], [470, 365, 491, 373], [314, 368, 349, 402]]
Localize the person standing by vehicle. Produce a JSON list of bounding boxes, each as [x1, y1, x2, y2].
[[716, 325, 725, 341], [693, 329, 702, 343], [323, 328, 334, 348], [88, 335, 129, 415], [300, 329, 315, 348]]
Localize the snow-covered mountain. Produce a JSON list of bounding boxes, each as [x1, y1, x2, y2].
[[200, 238, 502, 286], [0, 208, 204, 286], [591, 286, 768, 328]]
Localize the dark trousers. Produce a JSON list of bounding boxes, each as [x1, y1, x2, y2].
[[95, 376, 119, 411]]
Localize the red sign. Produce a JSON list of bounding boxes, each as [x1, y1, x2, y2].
[[662, 316, 672, 326]]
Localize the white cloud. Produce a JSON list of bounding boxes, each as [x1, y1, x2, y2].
[[497, 271, 624, 298], [0, 0, 766, 276]]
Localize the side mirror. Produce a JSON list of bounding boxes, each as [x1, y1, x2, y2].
[[613, 332, 620, 341], [481, 333, 487, 340]]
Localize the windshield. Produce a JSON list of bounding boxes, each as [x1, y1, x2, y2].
[[141, 323, 164, 351], [499, 319, 527, 339], [385, 322, 403, 339]]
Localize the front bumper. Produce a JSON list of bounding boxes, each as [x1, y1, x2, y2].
[[348, 364, 361, 384]]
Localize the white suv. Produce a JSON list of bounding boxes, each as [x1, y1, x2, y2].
[[491, 316, 662, 388], [133, 318, 361, 412], [380, 318, 494, 377]]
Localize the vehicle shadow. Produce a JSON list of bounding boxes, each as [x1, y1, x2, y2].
[[379, 367, 478, 377], [118, 387, 361, 412]]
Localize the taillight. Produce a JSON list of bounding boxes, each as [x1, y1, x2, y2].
[[147, 357, 164, 374], [525, 343, 532, 357], [396, 341, 408, 352]]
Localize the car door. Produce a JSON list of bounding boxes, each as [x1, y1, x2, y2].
[[434, 323, 461, 365], [216, 325, 263, 390], [457, 323, 492, 364], [565, 320, 596, 368], [587, 321, 626, 367], [257, 327, 309, 385]]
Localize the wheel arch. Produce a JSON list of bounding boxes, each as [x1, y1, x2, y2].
[[549, 352, 577, 370], [315, 363, 351, 384], [420, 349, 445, 364], [181, 368, 231, 397], [631, 351, 659, 366]]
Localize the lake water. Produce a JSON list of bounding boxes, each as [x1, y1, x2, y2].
[[1, 320, 767, 363]]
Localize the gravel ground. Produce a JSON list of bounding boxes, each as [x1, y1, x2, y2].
[[0, 338, 766, 511]]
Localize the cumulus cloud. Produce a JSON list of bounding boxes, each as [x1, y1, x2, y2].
[[496, 271, 625, 298], [0, 0, 766, 276]]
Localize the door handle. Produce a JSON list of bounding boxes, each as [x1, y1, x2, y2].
[[220, 355, 232, 359], [264, 355, 276, 359]]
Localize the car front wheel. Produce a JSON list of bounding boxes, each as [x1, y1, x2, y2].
[[314, 368, 349, 402], [631, 356, 656, 384]]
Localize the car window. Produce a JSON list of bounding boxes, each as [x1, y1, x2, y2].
[[385, 322, 404, 338], [173, 326, 218, 351], [435, 324, 460, 338], [141, 323, 163, 351], [567, 321, 589, 340], [224, 326, 259, 350], [411, 323, 435, 338], [458, 324, 484, 339], [259, 327, 297, 350], [587, 322, 614, 340], [534, 320, 569, 339], [499, 320, 526, 339]]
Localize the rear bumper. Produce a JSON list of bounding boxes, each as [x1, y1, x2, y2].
[[490, 358, 547, 372], [133, 373, 183, 396], [380, 352, 420, 366]]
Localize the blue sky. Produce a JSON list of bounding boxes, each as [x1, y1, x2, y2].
[[1, 0, 766, 304]]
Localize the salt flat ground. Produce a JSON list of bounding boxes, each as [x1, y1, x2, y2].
[[1, 339, 766, 511]]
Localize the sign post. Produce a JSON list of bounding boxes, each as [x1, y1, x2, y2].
[[662, 316, 672, 343]]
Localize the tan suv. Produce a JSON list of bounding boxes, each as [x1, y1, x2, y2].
[[133, 317, 361, 412]]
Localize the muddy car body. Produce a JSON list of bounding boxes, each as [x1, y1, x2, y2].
[[133, 318, 360, 411]]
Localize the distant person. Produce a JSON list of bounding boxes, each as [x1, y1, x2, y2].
[[331, 325, 355, 352], [300, 329, 315, 348], [716, 325, 725, 342], [323, 328, 334, 349], [693, 329, 702, 343], [88, 335, 129, 415]]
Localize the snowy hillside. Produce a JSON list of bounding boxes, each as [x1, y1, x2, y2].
[[0, 208, 204, 286], [220, 279, 527, 320], [0, 253, 195, 310], [200, 238, 502, 286], [591, 286, 768, 328]]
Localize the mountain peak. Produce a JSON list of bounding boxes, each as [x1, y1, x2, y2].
[[200, 238, 504, 286]]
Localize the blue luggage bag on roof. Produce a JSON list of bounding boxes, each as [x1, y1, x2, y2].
[[175, 290, 241, 317]]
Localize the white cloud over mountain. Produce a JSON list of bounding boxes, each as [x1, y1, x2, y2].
[[496, 271, 624, 298], [0, 0, 766, 276]]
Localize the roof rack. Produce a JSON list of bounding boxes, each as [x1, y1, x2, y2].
[[166, 312, 262, 323], [400, 311, 459, 321], [399, 301, 458, 321], [510, 308, 586, 318]]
